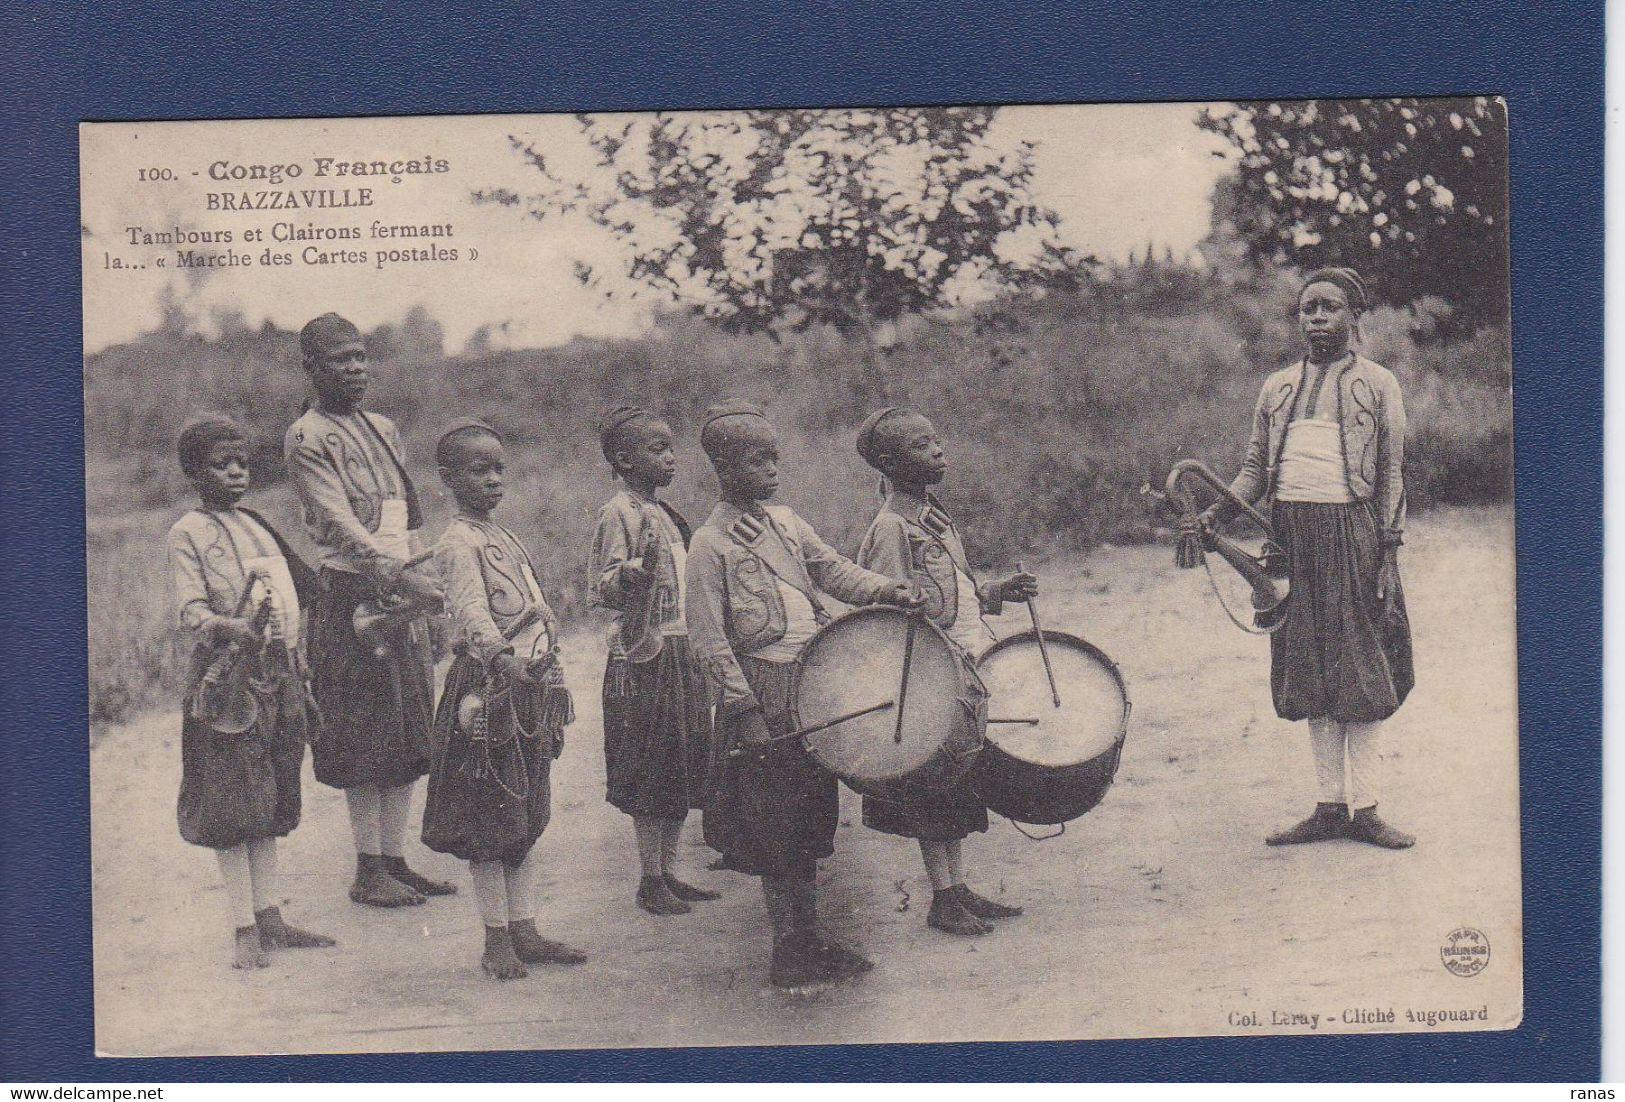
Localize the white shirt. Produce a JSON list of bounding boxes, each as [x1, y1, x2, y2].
[[1275, 418, 1356, 504], [948, 564, 995, 654], [750, 578, 820, 663]]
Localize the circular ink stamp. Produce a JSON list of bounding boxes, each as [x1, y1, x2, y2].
[[1440, 927, 1491, 977]]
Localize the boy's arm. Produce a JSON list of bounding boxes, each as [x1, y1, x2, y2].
[[1226, 378, 1274, 509], [168, 524, 225, 640], [684, 535, 759, 720], [798, 515, 901, 607], [587, 501, 640, 611], [284, 427, 404, 585], [435, 532, 510, 670], [1374, 370, 1407, 543]]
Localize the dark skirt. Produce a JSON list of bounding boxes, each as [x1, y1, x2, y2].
[[306, 568, 433, 790], [177, 648, 309, 850], [1270, 500, 1415, 723], [422, 652, 564, 866], [602, 635, 713, 819], [703, 657, 837, 881], [862, 778, 989, 842]]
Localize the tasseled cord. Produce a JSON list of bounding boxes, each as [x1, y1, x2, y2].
[[1175, 516, 1206, 570]]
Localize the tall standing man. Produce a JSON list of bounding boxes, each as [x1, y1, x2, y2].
[[285, 312, 457, 907]]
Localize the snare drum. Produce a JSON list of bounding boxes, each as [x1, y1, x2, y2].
[[973, 630, 1129, 825], [792, 606, 987, 800]]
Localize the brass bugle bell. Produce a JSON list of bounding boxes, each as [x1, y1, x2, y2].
[[353, 551, 441, 658], [193, 678, 259, 735]]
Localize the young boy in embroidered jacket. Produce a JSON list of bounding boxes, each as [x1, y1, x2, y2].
[[588, 406, 719, 917], [423, 419, 586, 979], [853, 407, 1037, 935], [167, 415, 335, 969], [684, 401, 921, 991]]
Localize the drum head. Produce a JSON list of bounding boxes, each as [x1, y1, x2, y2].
[[794, 607, 972, 785], [977, 631, 1127, 767]]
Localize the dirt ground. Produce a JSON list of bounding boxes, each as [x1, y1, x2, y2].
[[91, 505, 1523, 1056]]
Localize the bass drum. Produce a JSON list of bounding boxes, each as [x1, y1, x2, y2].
[[973, 630, 1129, 825], [792, 606, 987, 800]]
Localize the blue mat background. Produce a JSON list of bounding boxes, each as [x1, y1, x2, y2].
[[1, 0, 1602, 1081]]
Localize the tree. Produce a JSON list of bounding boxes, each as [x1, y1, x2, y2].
[[478, 108, 1090, 342], [1198, 97, 1509, 330]]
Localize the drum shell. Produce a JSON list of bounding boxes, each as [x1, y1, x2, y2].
[[971, 733, 1123, 825], [972, 630, 1128, 825], [791, 606, 987, 801]]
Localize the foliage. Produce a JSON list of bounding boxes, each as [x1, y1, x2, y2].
[[478, 107, 1091, 338], [1198, 97, 1509, 330]]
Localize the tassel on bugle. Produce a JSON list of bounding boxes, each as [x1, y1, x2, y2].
[[1175, 522, 1205, 570]]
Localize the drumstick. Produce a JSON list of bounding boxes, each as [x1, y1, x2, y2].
[[893, 610, 920, 744], [726, 700, 895, 758], [988, 717, 1040, 725], [1017, 560, 1062, 708]]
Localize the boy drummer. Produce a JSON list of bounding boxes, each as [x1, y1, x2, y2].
[[684, 400, 921, 991], [854, 407, 1036, 935]]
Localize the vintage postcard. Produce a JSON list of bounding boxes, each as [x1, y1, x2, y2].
[[81, 100, 1519, 1056]]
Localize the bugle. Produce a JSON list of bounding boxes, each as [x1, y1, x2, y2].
[[191, 572, 274, 734], [1145, 459, 1289, 631]]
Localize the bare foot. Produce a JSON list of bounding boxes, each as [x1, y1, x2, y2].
[[481, 926, 528, 980], [255, 906, 336, 949], [509, 919, 587, 965]]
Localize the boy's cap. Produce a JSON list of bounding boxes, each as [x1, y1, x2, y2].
[[700, 399, 768, 433], [300, 312, 364, 356], [1299, 266, 1368, 312], [855, 406, 911, 466], [597, 404, 652, 445], [435, 417, 502, 466], [700, 400, 772, 461]]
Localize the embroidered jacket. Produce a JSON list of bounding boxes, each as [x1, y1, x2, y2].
[[283, 407, 419, 580], [684, 500, 897, 719], [856, 488, 1003, 631], [434, 516, 557, 671], [1227, 353, 1408, 540], [587, 489, 691, 663], [166, 505, 315, 687]]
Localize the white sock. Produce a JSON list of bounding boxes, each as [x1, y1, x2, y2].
[[379, 782, 416, 859], [505, 849, 542, 923], [215, 845, 256, 927], [1344, 719, 1384, 811], [245, 836, 278, 913], [346, 786, 382, 854], [633, 816, 664, 878], [1307, 716, 1346, 804], [659, 815, 684, 877], [469, 860, 508, 927]]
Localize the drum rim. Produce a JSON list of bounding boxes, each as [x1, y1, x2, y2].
[[976, 627, 1131, 745]]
